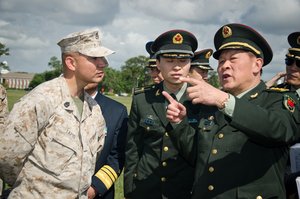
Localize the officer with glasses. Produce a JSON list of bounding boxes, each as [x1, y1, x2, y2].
[[285, 31, 300, 199], [275, 31, 300, 199], [266, 32, 300, 98]]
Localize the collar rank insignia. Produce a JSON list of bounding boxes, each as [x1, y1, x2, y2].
[[173, 33, 183, 44], [283, 94, 296, 113], [155, 89, 160, 96], [250, 92, 258, 99]]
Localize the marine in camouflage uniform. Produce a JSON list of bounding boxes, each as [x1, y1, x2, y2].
[[0, 84, 8, 124], [0, 28, 114, 199]]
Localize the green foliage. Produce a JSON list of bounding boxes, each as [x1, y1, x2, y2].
[[121, 55, 148, 93], [29, 56, 62, 88], [29, 73, 45, 88], [0, 42, 9, 57], [0, 42, 10, 71], [102, 67, 124, 94], [48, 56, 62, 72], [208, 71, 221, 88]]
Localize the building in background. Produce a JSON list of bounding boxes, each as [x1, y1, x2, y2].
[[0, 72, 34, 89]]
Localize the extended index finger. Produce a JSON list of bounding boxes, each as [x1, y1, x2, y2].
[[180, 76, 201, 86], [162, 91, 177, 104]]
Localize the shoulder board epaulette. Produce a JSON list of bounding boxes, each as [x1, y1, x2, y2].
[[267, 87, 290, 92], [134, 84, 156, 95]]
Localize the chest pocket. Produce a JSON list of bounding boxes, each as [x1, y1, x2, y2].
[[139, 115, 165, 137], [30, 113, 79, 176]]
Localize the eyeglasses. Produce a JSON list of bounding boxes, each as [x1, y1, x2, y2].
[[285, 58, 300, 68]]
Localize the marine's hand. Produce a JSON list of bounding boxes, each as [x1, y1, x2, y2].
[[162, 91, 186, 123], [87, 186, 97, 199]]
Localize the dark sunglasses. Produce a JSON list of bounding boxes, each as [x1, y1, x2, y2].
[[285, 58, 300, 68]]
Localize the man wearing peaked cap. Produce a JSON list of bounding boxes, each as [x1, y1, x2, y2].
[[162, 23, 300, 199], [124, 29, 201, 199], [151, 29, 198, 58], [213, 23, 273, 66], [0, 28, 114, 199], [189, 49, 214, 82], [268, 31, 300, 199], [145, 41, 163, 84]]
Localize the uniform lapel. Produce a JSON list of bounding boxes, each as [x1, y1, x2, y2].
[[151, 83, 169, 127]]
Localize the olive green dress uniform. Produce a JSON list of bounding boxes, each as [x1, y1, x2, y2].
[[169, 81, 300, 199], [124, 82, 202, 199], [125, 29, 199, 199], [168, 24, 300, 199]]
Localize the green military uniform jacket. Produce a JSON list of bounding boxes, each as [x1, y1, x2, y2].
[[169, 81, 300, 199], [124, 82, 201, 199]]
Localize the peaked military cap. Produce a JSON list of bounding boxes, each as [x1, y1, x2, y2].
[[145, 41, 157, 68], [286, 32, 300, 60], [213, 23, 273, 66], [191, 49, 213, 70], [151, 29, 198, 59]]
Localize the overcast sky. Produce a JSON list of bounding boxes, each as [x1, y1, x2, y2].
[[0, 0, 299, 81]]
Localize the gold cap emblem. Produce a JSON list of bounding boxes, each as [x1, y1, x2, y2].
[[297, 36, 300, 45], [173, 33, 183, 44], [205, 51, 212, 59], [222, 26, 232, 38]]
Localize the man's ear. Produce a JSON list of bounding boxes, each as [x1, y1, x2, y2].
[[156, 59, 161, 71], [64, 55, 76, 71], [253, 57, 263, 74]]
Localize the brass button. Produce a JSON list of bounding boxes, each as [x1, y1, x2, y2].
[[162, 162, 167, 167], [212, 149, 217, 154], [208, 116, 214, 120], [146, 126, 150, 131], [161, 177, 166, 182], [163, 146, 169, 152], [165, 132, 169, 137], [208, 185, 214, 191], [218, 133, 224, 139], [208, 166, 214, 173], [256, 196, 263, 199]]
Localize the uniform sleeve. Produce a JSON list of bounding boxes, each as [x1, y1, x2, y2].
[[231, 93, 300, 145], [123, 97, 143, 197], [0, 94, 48, 185], [91, 106, 128, 196]]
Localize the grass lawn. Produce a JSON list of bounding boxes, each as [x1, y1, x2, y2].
[[6, 89, 132, 199]]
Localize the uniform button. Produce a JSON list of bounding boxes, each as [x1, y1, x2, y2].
[[218, 133, 224, 139], [256, 196, 263, 199], [165, 132, 169, 137], [208, 166, 214, 173], [208, 185, 214, 191], [212, 149, 218, 154], [133, 173, 137, 177], [161, 177, 166, 182], [208, 116, 214, 120], [146, 126, 150, 131], [162, 162, 167, 167], [163, 146, 169, 152]]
